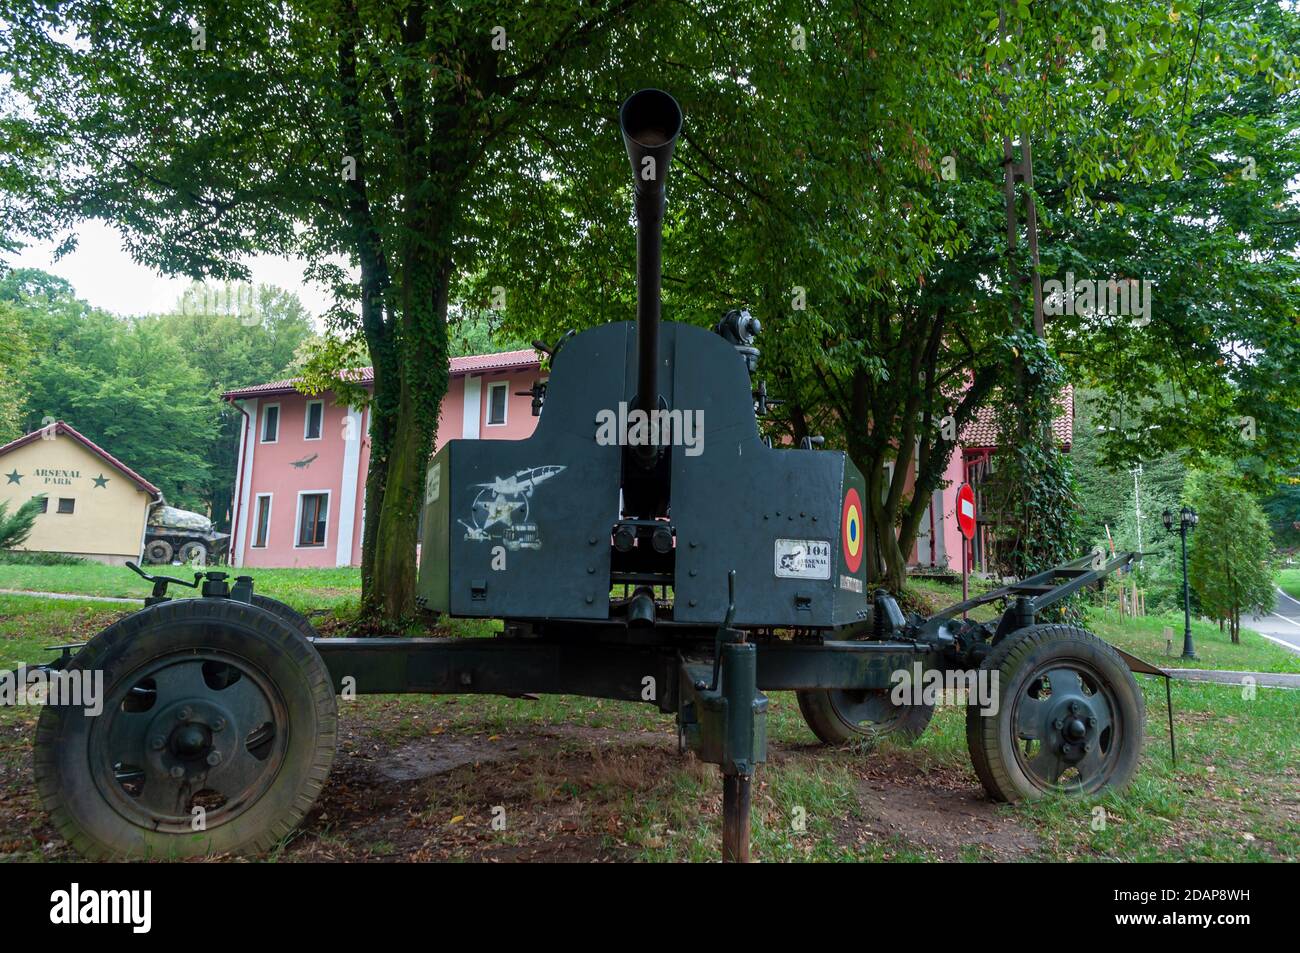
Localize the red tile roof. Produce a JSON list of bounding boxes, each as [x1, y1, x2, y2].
[[960, 385, 1074, 450], [221, 348, 542, 400], [0, 421, 162, 500]]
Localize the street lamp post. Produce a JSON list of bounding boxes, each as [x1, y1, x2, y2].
[[1163, 506, 1199, 660]]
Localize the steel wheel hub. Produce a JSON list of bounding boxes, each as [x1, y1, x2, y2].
[[146, 696, 236, 776], [91, 654, 288, 833], [1011, 664, 1117, 791], [830, 689, 903, 728]]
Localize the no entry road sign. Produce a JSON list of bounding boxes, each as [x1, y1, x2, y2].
[[957, 483, 976, 540]]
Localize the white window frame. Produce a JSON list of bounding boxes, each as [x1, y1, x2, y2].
[[485, 381, 509, 428], [303, 399, 324, 441], [260, 403, 281, 444], [293, 489, 331, 549], [251, 493, 273, 548]]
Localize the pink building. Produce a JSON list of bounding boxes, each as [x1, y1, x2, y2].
[[908, 387, 1074, 572], [224, 348, 1070, 575], [223, 349, 543, 567]]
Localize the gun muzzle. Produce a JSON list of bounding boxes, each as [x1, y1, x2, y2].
[[619, 89, 681, 465]]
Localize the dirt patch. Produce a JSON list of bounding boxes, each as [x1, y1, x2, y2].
[[370, 736, 516, 782], [843, 759, 1039, 861], [535, 722, 676, 750], [279, 713, 651, 862]]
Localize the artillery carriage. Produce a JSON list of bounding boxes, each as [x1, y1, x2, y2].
[[14, 90, 1147, 861]]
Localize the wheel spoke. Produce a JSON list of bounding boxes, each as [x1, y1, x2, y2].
[[210, 673, 273, 727], [149, 660, 211, 706], [1075, 744, 1107, 785], [1044, 667, 1083, 698], [1027, 746, 1067, 785], [133, 770, 190, 817], [104, 710, 149, 769], [1090, 699, 1113, 738], [1014, 696, 1047, 740], [207, 747, 273, 800]]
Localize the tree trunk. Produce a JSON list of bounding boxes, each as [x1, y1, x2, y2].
[[368, 398, 424, 619], [859, 449, 908, 592]]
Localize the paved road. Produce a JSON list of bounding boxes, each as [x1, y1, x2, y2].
[[1243, 586, 1300, 653], [1168, 668, 1300, 689], [0, 588, 141, 604]]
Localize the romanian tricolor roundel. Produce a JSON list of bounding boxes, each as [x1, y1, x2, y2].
[[841, 488, 863, 574]]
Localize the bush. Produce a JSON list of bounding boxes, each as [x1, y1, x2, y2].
[[0, 550, 88, 566], [0, 494, 46, 551]]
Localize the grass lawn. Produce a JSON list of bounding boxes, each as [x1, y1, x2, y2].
[[0, 562, 359, 612], [1277, 568, 1300, 601], [909, 574, 1298, 673], [1086, 609, 1300, 674], [0, 586, 1295, 862]]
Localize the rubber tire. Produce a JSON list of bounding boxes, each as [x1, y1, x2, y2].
[[966, 624, 1144, 803], [144, 539, 173, 564], [250, 593, 319, 641], [34, 598, 337, 859], [797, 688, 934, 747], [178, 541, 208, 565]]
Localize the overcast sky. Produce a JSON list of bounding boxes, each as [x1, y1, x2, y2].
[[4, 219, 338, 323]]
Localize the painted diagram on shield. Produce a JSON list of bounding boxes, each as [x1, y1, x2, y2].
[[459, 465, 566, 550]]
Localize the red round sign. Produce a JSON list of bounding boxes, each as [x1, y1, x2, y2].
[[956, 484, 976, 540]]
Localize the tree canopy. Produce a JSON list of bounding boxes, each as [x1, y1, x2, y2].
[[1, 268, 312, 516], [1187, 467, 1277, 643], [2, 0, 1296, 605]]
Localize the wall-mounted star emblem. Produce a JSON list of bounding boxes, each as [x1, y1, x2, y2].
[[92, 473, 109, 488], [4, 469, 20, 485]]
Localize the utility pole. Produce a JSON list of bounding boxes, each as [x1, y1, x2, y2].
[[1130, 464, 1143, 555]]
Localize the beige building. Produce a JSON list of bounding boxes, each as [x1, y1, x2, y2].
[[0, 421, 161, 565]]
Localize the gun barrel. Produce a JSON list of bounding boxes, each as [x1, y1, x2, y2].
[[619, 89, 682, 459]]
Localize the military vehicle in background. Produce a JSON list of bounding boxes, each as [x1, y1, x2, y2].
[[143, 503, 229, 565]]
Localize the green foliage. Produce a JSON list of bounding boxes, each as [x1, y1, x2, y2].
[[1048, 0, 1300, 487], [447, 305, 530, 360], [1, 269, 311, 518], [1, 0, 1295, 614], [1186, 467, 1277, 643], [0, 493, 45, 550], [2, 0, 748, 618], [983, 340, 1081, 583], [154, 281, 314, 526], [462, 0, 1298, 589], [1261, 474, 1300, 551], [2, 270, 215, 508], [0, 295, 31, 443], [1072, 388, 1188, 610]]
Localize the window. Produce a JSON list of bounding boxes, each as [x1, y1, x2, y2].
[[57, 497, 75, 514], [252, 494, 272, 548], [486, 382, 508, 427], [304, 400, 323, 440], [261, 404, 280, 443], [297, 493, 329, 547], [34, 496, 48, 514]]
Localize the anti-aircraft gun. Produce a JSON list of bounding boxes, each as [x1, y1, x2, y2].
[[13, 90, 1152, 862]]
